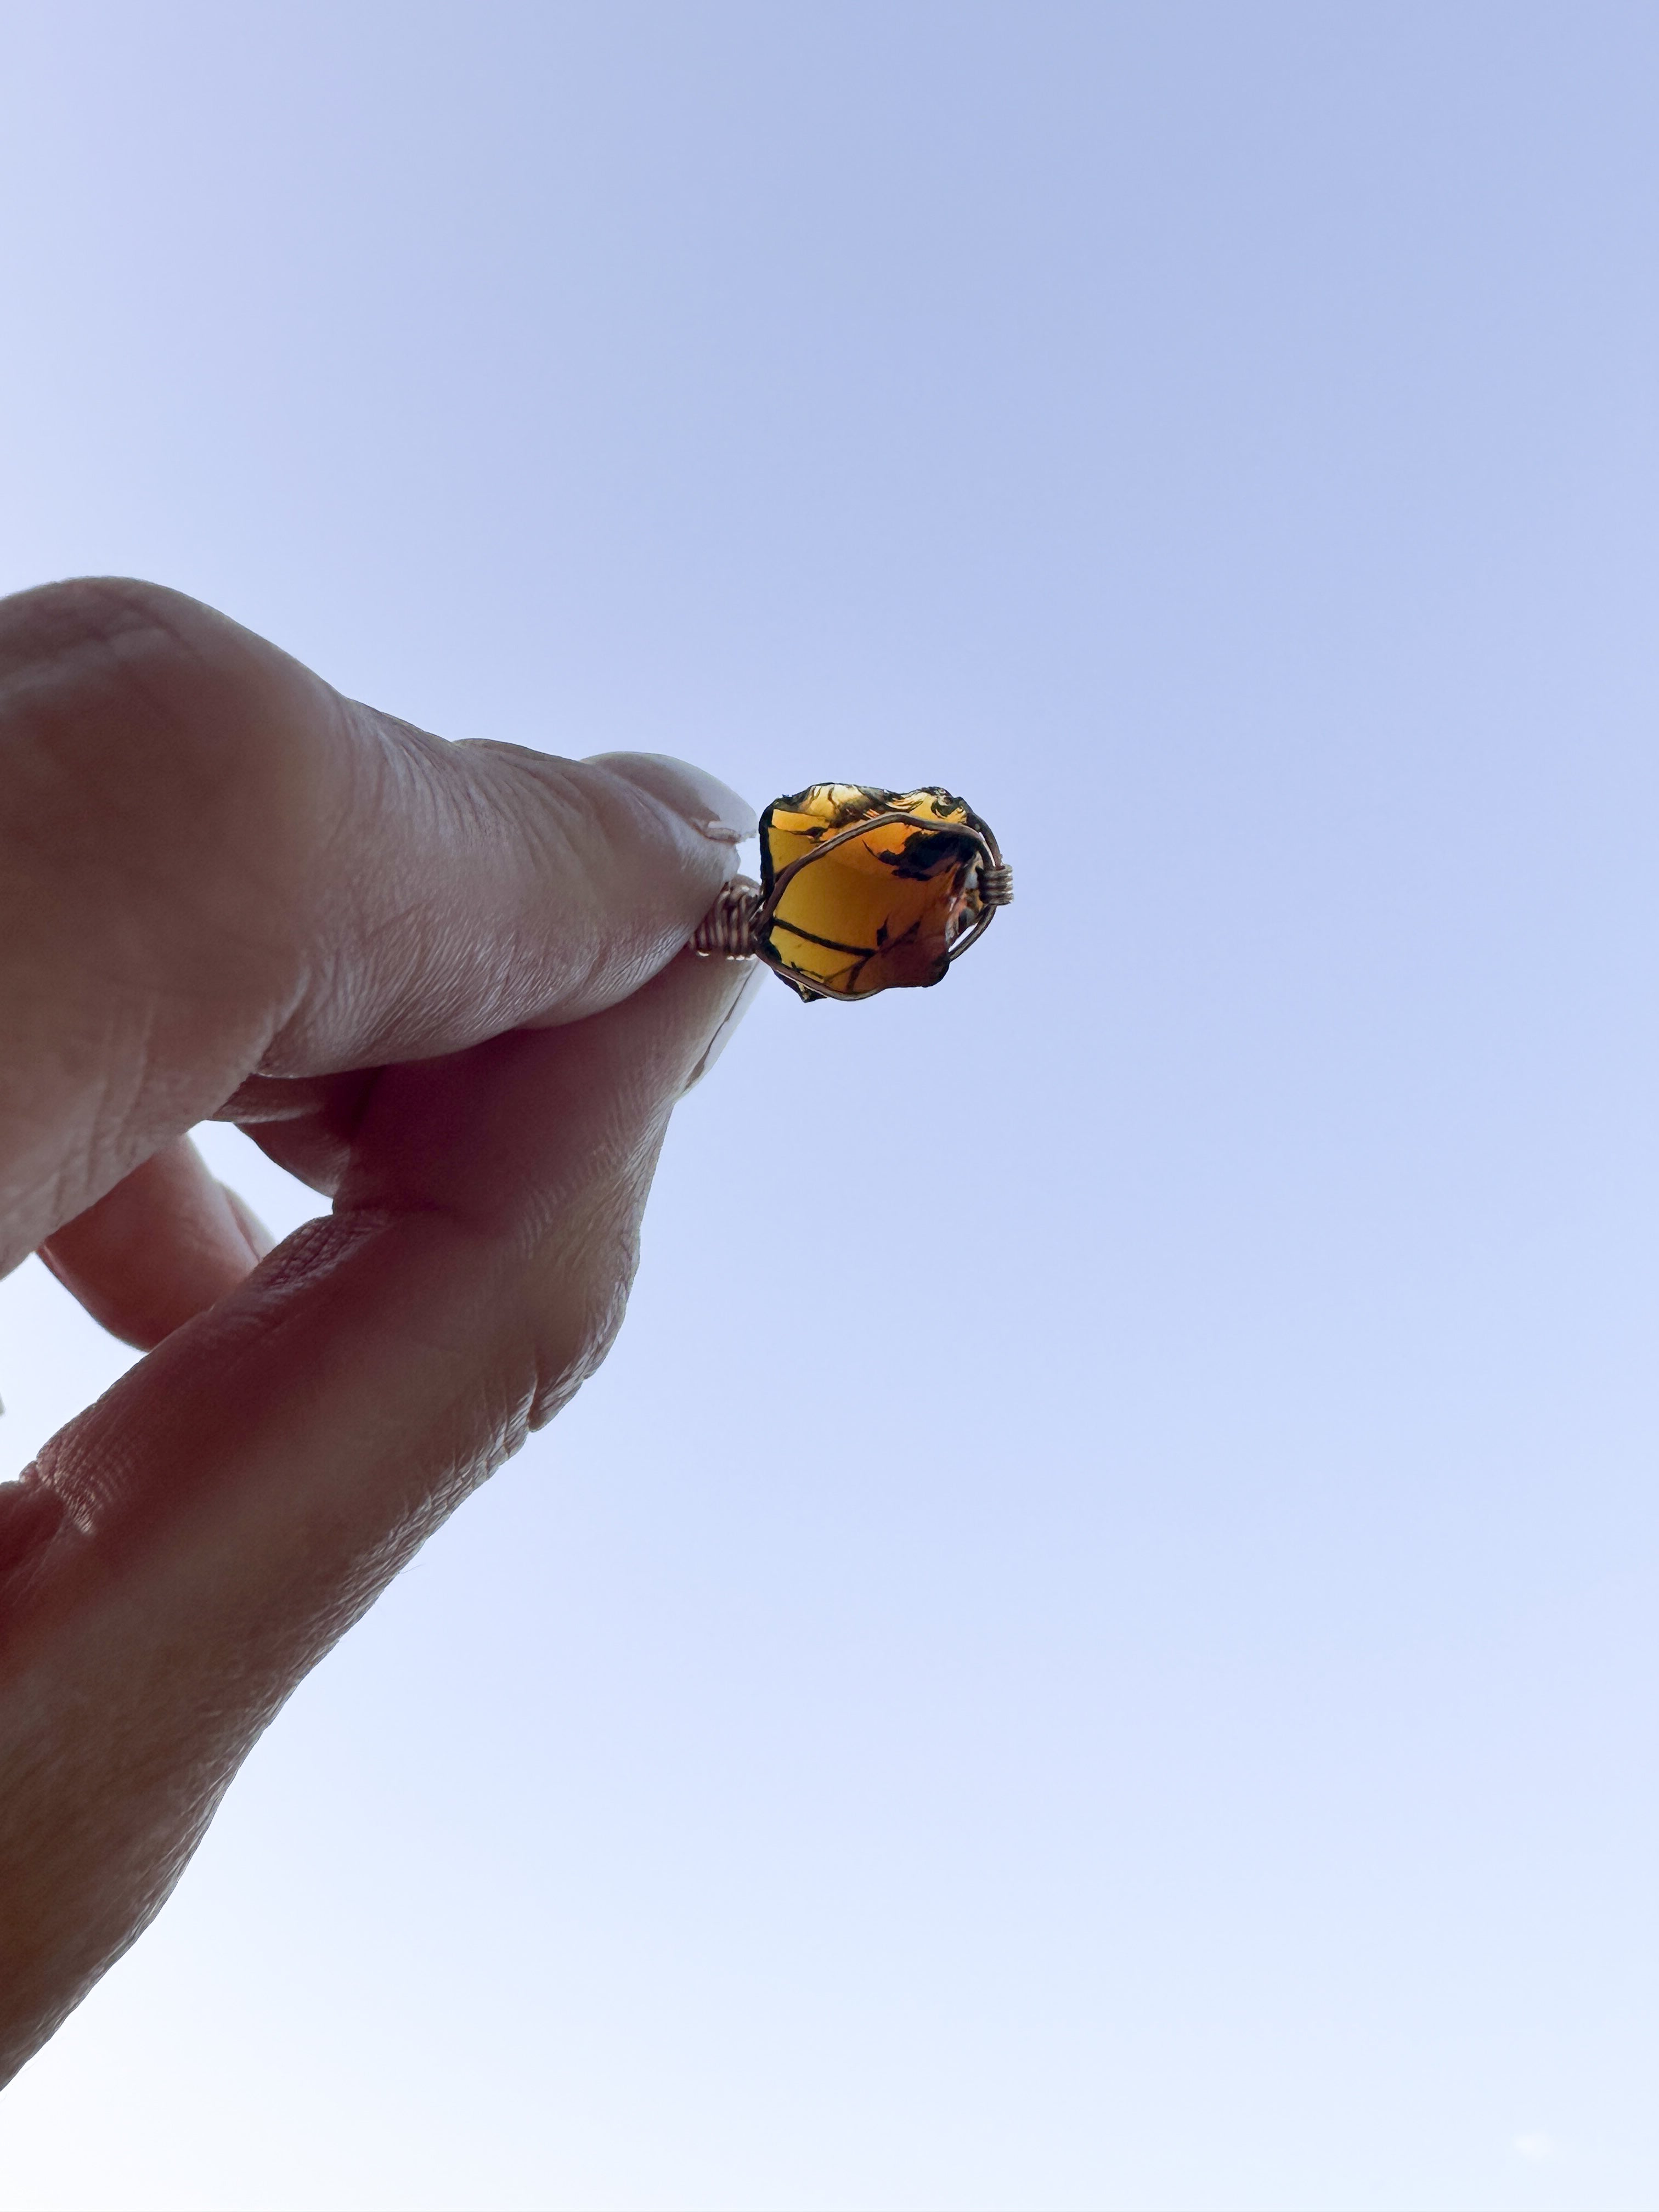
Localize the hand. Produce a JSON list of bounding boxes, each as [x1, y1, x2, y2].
[[0, 579, 758, 2081]]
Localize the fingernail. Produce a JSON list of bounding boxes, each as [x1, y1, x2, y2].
[[586, 751, 757, 845], [681, 961, 766, 1096]]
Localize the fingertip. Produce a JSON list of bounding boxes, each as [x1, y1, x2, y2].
[[39, 1140, 272, 1350], [679, 958, 765, 1096], [218, 1183, 274, 1263]]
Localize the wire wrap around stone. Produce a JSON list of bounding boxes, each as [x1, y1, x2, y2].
[[690, 857, 1014, 964], [690, 877, 761, 957]]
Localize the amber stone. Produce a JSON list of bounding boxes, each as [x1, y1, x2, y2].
[[757, 783, 993, 1000]]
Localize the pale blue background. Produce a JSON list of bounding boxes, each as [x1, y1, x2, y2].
[[2, 3, 1657, 2206]]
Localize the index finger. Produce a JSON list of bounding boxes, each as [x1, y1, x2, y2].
[[0, 578, 753, 1262]]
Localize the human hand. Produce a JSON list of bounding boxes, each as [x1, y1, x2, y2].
[[0, 580, 758, 2081]]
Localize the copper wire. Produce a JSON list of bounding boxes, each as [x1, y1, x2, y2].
[[690, 877, 761, 957]]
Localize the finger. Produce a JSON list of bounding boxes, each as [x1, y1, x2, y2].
[[37, 1137, 273, 1351], [0, 950, 753, 2081], [221, 1072, 382, 1200], [0, 579, 753, 1264]]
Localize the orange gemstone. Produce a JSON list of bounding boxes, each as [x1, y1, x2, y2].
[[757, 784, 995, 1000]]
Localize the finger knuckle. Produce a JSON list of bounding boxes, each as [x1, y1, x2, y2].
[[0, 578, 342, 933]]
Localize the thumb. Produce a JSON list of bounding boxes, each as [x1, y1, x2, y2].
[[0, 949, 754, 2082]]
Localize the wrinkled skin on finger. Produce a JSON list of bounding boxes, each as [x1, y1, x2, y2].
[[39, 1137, 274, 1351], [0, 577, 750, 1270], [0, 579, 758, 2082]]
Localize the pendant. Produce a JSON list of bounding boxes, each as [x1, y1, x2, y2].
[[690, 783, 1013, 1002]]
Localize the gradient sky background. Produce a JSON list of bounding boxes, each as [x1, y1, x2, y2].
[[3, 2, 1659, 2206]]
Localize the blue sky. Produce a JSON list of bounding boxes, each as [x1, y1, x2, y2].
[[3, 2, 1659, 2204]]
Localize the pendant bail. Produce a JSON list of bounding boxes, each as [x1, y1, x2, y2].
[[690, 876, 760, 957]]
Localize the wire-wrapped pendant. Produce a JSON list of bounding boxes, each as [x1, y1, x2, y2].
[[691, 783, 1013, 1002]]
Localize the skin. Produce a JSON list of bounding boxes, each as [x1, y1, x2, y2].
[[0, 578, 760, 2083]]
